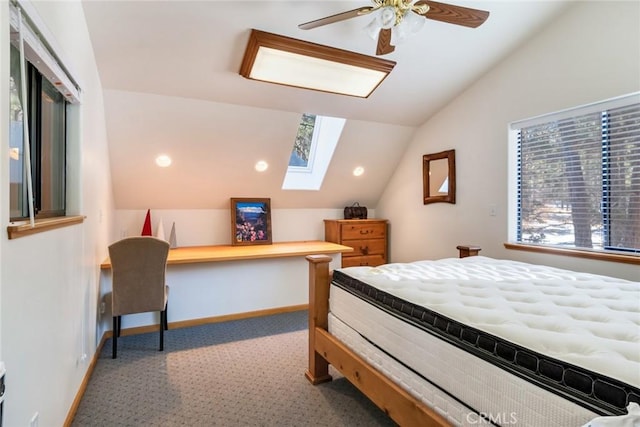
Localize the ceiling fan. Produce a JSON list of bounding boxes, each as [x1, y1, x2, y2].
[[299, 0, 489, 56]]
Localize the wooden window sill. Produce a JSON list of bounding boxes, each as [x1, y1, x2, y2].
[[504, 243, 639, 265], [7, 215, 85, 239]]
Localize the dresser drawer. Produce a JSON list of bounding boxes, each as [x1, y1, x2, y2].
[[340, 223, 386, 240], [342, 239, 386, 257], [341, 254, 386, 268], [324, 219, 388, 268]]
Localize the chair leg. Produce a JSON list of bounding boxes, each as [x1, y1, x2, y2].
[[159, 310, 165, 352], [164, 302, 169, 331], [116, 315, 122, 337], [112, 316, 118, 359]]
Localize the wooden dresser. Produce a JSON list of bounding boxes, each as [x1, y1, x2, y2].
[[324, 219, 388, 268]]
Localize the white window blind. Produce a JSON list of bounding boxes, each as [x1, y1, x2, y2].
[[515, 93, 640, 253]]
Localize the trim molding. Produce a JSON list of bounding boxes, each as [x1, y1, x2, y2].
[[63, 333, 108, 427], [169, 304, 308, 330]]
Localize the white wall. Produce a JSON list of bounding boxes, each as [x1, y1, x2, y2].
[[113, 208, 371, 245], [103, 89, 416, 211], [0, 1, 113, 426], [377, 1, 640, 281]]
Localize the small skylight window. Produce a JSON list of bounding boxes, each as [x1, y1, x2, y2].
[[282, 113, 345, 190], [289, 114, 316, 168]]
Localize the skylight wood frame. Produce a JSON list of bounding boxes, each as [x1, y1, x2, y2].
[[239, 29, 396, 98]]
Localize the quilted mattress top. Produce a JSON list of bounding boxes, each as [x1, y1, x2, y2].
[[338, 256, 640, 387]]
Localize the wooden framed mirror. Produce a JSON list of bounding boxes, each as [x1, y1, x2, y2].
[[423, 149, 456, 204]]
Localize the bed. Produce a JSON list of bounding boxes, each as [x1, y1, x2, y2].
[[304, 247, 639, 426]]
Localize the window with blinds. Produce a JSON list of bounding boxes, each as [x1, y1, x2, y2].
[[514, 95, 640, 254]]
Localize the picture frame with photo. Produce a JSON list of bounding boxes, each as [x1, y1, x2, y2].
[[230, 198, 272, 245]]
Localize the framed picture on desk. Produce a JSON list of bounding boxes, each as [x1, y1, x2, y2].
[[230, 198, 272, 245]]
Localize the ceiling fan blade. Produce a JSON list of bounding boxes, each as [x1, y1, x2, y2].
[[376, 28, 395, 56], [298, 6, 376, 30], [415, 1, 489, 28]]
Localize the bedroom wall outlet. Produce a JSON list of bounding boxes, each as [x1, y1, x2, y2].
[[489, 204, 497, 217], [100, 302, 106, 314], [76, 353, 88, 366]]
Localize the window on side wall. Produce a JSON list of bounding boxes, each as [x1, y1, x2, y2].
[[10, 45, 67, 220], [8, 3, 80, 223], [509, 93, 640, 254]]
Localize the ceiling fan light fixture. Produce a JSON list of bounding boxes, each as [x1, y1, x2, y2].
[[379, 6, 397, 29], [404, 9, 426, 34], [392, 10, 425, 45], [239, 29, 396, 98], [364, 16, 382, 40], [301, 1, 488, 56], [364, 5, 397, 40]]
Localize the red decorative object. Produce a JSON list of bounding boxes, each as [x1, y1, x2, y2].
[[141, 209, 152, 236]]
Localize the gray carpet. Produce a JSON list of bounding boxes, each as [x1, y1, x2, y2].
[[72, 311, 396, 426]]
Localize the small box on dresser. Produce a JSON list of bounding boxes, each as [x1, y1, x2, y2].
[[324, 219, 388, 268]]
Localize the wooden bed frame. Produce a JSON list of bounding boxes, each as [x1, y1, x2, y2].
[[304, 246, 481, 426]]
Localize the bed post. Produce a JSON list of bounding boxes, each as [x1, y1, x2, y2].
[[457, 245, 481, 258], [304, 254, 333, 385]]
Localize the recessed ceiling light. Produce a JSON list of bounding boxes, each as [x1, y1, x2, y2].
[[155, 154, 172, 167], [255, 160, 269, 172], [353, 166, 365, 177]]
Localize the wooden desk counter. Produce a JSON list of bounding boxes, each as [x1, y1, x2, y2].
[[100, 240, 353, 269]]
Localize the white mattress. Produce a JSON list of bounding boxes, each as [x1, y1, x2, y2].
[[329, 302, 597, 426], [329, 311, 479, 426], [328, 256, 639, 426], [336, 256, 640, 387]]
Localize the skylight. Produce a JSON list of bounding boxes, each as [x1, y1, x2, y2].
[[282, 113, 345, 190]]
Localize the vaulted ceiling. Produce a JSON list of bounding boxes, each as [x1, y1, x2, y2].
[[81, 1, 571, 209]]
